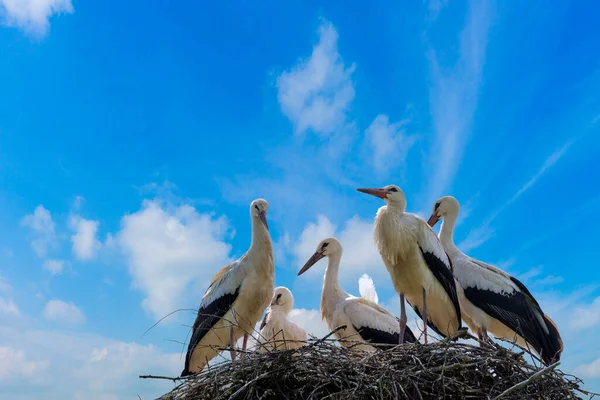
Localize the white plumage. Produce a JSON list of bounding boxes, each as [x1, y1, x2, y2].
[[428, 196, 563, 364], [258, 287, 307, 352], [358, 274, 379, 304], [181, 198, 274, 376], [357, 185, 462, 344], [297, 237, 417, 351]]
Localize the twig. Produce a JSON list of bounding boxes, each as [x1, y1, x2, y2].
[[492, 361, 561, 400], [139, 374, 186, 383]]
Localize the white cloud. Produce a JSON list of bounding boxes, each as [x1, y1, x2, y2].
[[43, 300, 85, 325], [43, 259, 65, 275], [293, 215, 388, 286], [570, 297, 600, 331], [20, 205, 56, 258], [0, 347, 48, 382], [576, 358, 600, 379], [69, 215, 101, 260], [0, 0, 73, 36], [0, 277, 11, 293], [117, 199, 232, 320], [276, 19, 356, 138], [426, 0, 493, 204], [288, 308, 331, 339], [365, 114, 417, 176], [0, 322, 180, 399], [0, 298, 19, 316]]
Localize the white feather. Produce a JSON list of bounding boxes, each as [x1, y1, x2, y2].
[[358, 274, 379, 304]]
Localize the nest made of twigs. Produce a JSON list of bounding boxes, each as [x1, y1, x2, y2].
[[149, 328, 593, 400]]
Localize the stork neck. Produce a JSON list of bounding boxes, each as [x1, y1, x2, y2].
[[321, 252, 346, 321], [439, 214, 457, 250], [248, 217, 273, 257]]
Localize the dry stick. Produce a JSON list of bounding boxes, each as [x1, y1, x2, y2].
[[139, 374, 186, 382], [492, 361, 561, 400]]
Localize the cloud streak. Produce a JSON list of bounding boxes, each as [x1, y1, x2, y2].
[[426, 0, 494, 204]]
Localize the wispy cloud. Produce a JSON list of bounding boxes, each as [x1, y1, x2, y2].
[[426, 0, 494, 204], [365, 114, 418, 177], [0, 0, 73, 37], [20, 205, 56, 258], [43, 259, 66, 275], [42, 300, 86, 325], [276, 19, 356, 139], [459, 141, 573, 251], [507, 141, 572, 205], [69, 215, 101, 261]]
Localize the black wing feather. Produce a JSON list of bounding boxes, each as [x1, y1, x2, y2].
[[181, 287, 240, 376], [352, 324, 417, 348], [419, 247, 462, 336], [463, 282, 561, 364]]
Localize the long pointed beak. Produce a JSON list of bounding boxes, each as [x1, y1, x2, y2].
[[427, 214, 440, 227], [356, 187, 387, 199], [259, 211, 269, 230], [298, 251, 325, 276]]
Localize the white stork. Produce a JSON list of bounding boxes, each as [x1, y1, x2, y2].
[[357, 185, 462, 344], [181, 198, 274, 376], [298, 237, 417, 351], [427, 196, 563, 364], [258, 286, 307, 352]]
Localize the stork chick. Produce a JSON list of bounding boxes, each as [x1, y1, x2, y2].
[[357, 185, 462, 344], [428, 196, 563, 364], [258, 286, 307, 352], [181, 198, 274, 376], [298, 237, 417, 350]]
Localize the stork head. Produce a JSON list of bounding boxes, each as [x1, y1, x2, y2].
[[250, 198, 269, 230], [270, 286, 294, 315], [427, 196, 460, 227], [297, 237, 342, 276], [357, 184, 406, 208]]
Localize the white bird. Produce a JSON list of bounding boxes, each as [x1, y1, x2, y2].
[[357, 185, 462, 344], [181, 198, 274, 376], [427, 196, 563, 364], [258, 286, 307, 352], [298, 237, 417, 351]]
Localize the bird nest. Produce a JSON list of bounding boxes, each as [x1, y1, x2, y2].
[[147, 328, 593, 400]]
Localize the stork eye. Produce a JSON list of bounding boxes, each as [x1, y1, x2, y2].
[[276, 294, 282, 300], [389, 187, 398, 192], [434, 202, 441, 211], [254, 205, 260, 210], [321, 242, 329, 250]]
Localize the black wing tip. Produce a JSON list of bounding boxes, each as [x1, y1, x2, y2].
[[404, 326, 418, 344], [180, 368, 191, 377]]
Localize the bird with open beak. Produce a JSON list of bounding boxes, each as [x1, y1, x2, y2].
[[357, 185, 462, 344]]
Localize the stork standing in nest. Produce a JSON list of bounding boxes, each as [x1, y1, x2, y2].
[[298, 237, 417, 350], [258, 286, 307, 352], [428, 196, 563, 364], [181, 198, 274, 376], [357, 185, 462, 344]]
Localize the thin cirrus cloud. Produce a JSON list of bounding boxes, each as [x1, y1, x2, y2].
[[0, 0, 73, 36], [458, 141, 573, 252], [425, 0, 494, 205]]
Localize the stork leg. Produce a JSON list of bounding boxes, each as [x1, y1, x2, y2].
[[399, 294, 407, 344], [229, 326, 237, 361], [422, 288, 428, 345], [241, 333, 249, 360], [478, 328, 489, 346]]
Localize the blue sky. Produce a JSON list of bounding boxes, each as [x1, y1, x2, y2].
[[1, 0, 600, 398]]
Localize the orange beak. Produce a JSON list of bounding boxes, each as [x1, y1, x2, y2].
[[427, 214, 440, 227], [356, 188, 387, 199]]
